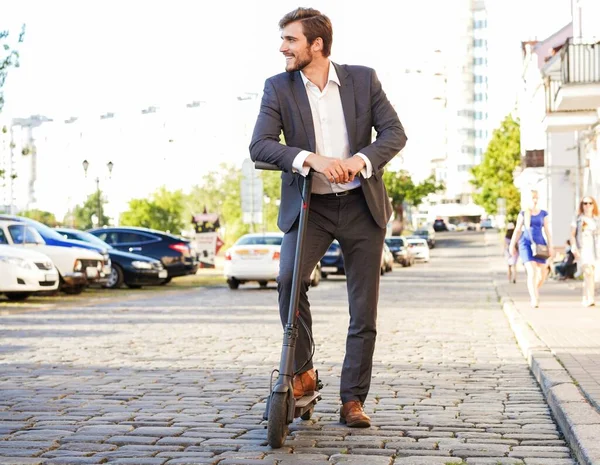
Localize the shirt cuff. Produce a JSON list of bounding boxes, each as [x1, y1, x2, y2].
[[293, 150, 312, 177], [356, 153, 373, 178]]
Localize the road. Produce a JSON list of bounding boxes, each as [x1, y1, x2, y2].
[[0, 232, 576, 464]]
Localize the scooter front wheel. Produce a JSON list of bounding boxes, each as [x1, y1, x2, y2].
[[267, 392, 288, 448]]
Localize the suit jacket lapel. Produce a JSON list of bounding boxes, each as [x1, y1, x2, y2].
[[290, 72, 316, 153], [334, 63, 357, 154]]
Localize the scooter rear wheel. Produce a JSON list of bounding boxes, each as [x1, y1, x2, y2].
[[267, 392, 288, 448]]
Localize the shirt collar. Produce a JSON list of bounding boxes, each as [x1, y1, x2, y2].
[[300, 61, 340, 88]]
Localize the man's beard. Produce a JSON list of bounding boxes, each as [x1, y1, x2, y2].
[[286, 49, 313, 72]]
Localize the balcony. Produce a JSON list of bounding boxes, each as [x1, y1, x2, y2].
[[552, 38, 600, 112]]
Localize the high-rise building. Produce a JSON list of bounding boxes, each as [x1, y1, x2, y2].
[[443, 0, 490, 207]]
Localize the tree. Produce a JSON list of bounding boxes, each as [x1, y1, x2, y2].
[[185, 164, 281, 246], [20, 209, 58, 227], [471, 114, 521, 221], [120, 187, 185, 233], [383, 169, 445, 224], [71, 190, 110, 230], [1, 24, 25, 113]]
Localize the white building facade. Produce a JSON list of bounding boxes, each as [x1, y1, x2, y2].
[[517, 0, 600, 246]]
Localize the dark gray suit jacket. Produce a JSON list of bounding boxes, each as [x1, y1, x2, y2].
[[249, 63, 407, 233]]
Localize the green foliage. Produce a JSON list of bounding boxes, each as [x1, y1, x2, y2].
[[0, 25, 26, 113], [471, 114, 521, 221], [20, 209, 58, 227], [71, 190, 110, 230], [185, 163, 281, 246], [120, 186, 185, 233], [383, 169, 445, 211]]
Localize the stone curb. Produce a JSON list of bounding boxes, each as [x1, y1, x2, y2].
[[494, 282, 600, 465]]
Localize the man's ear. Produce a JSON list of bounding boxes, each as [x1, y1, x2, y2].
[[312, 37, 323, 53]]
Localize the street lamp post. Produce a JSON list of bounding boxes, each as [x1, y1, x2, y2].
[[82, 160, 114, 227]]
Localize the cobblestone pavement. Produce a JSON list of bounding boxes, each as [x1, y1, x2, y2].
[[0, 232, 576, 464]]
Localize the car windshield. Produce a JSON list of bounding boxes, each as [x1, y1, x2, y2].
[[20, 218, 67, 241], [236, 235, 283, 246], [8, 225, 45, 244], [414, 230, 429, 236], [385, 238, 404, 246], [60, 229, 114, 249]]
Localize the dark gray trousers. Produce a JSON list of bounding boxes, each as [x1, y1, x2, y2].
[[277, 188, 386, 404]]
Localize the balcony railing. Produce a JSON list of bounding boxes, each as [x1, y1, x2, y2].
[[545, 77, 561, 113], [561, 38, 600, 85]]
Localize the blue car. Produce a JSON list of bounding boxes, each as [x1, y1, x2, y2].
[[0, 215, 112, 277], [320, 240, 345, 278]]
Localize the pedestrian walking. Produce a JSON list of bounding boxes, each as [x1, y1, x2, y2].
[[504, 222, 518, 284], [570, 196, 600, 307], [250, 7, 407, 428], [509, 190, 554, 308]]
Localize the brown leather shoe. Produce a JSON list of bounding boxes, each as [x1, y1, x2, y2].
[[340, 400, 371, 428], [293, 369, 317, 398]]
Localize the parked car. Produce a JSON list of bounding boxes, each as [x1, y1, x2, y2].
[[407, 237, 431, 262], [321, 240, 391, 277], [56, 228, 168, 289], [0, 244, 59, 301], [0, 220, 105, 294], [384, 236, 414, 267], [433, 218, 448, 232], [382, 243, 394, 273], [480, 218, 494, 230], [88, 226, 198, 283], [320, 240, 345, 278], [0, 214, 111, 279], [413, 227, 436, 248], [223, 232, 320, 290]]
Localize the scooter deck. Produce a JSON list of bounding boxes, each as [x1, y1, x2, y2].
[[295, 391, 321, 409]]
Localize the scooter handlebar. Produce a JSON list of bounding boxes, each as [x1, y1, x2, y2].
[[254, 161, 281, 171]]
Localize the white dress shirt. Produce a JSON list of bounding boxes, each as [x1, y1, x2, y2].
[[292, 61, 373, 194]]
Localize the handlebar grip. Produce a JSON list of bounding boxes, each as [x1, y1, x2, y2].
[[254, 161, 281, 171]]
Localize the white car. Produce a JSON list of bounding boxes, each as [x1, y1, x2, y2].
[[0, 220, 105, 294], [0, 245, 59, 301], [224, 232, 320, 290], [407, 237, 430, 262]]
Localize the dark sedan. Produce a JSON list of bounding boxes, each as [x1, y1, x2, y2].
[[56, 228, 168, 289], [320, 240, 345, 278], [87, 226, 198, 283]]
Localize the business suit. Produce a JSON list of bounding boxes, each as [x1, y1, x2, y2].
[[250, 62, 407, 404]]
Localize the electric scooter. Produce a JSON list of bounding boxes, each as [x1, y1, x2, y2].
[[255, 161, 323, 449]]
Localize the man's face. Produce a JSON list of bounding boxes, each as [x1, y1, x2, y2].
[[280, 21, 313, 72]]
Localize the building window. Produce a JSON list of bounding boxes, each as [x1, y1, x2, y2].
[[473, 57, 488, 66]]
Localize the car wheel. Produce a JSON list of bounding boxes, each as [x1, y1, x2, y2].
[[62, 285, 85, 295], [5, 292, 31, 301], [160, 277, 172, 285], [258, 281, 268, 288], [321, 272, 328, 279], [126, 284, 142, 289], [227, 278, 240, 290], [105, 264, 124, 289]]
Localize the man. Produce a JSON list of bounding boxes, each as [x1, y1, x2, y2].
[[249, 7, 407, 428]]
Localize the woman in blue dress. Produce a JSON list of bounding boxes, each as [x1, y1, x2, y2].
[[509, 190, 554, 308]]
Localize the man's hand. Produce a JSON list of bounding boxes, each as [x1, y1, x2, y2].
[[339, 155, 366, 183], [305, 153, 350, 183]]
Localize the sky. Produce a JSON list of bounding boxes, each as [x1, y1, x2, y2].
[[2, 0, 573, 118], [0, 0, 574, 217]]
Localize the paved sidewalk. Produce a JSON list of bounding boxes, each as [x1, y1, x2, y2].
[[488, 232, 600, 464]]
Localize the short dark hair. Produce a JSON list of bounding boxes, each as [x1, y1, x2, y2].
[[279, 7, 333, 57]]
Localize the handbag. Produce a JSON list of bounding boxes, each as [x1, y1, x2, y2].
[[524, 212, 550, 260]]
